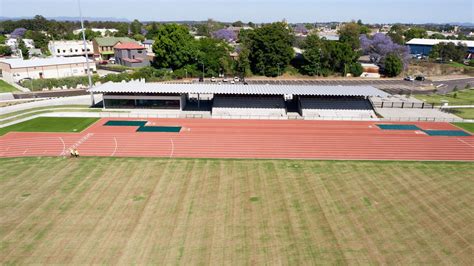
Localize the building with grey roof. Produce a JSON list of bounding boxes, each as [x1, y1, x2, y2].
[[0, 56, 96, 83]]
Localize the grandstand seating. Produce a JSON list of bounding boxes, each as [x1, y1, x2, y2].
[[212, 95, 286, 117], [300, 97, 376, 119]]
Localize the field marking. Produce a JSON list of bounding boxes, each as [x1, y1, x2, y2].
[[59, 137, 66, 156], [111, 137, 118, 157], [169, 138, 174, 158], [457, 138, 474, 148], [23, 149, 28, 154]]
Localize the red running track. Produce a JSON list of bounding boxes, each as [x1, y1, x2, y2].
[[1, 118, 473, 161]]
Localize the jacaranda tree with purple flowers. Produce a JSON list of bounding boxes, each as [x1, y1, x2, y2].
[[213, 29, 237, 42], [360, 33, 410, 69]]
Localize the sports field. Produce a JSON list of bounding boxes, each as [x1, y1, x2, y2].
[[0, 117, 98, 136], [0, 157, 472, 264]]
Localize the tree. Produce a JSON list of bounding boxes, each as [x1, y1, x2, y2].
[[0, 45, 12, 56], [383, 54, 403, 77], [133, 34, 145, 42], [0, 35, 6, 44], [349, 62, 363, 77], [387, 24, 406, 45], [300, 35, 327, 76], [152, 24, 196, 69], [360, 33, 410, 68], [324, 41, 360, 76], [18, 39, 29, 59], [429, 33, 446, 39], [212, 29, 237, 42], [24, 30, 50, 52], [404, 27, 428, 41], [232, 21, 244, 27], [338, 22, 363, 50], [145, 22, 160, 39], [245, 22, 294, 77], [235, 47, 251, 77], [195, 38, 232, 76], [130, 19, 142, 35], [429, 42, 468, 62]]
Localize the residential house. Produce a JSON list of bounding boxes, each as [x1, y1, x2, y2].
[[114, 42, 149, 68], [48, 40, 93, 57], [0, 56, 96, 83], [93, 37, 136, 61]]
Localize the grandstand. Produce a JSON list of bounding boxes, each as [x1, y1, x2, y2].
[[89, 82, 389, 120], [300, 96, 376, 119], [213, 95, 286, 117]]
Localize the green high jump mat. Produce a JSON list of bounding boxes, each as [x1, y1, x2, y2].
[[104, 120, 147, 127], [377, 124, 421, 130], [422, 130, 471, 137]]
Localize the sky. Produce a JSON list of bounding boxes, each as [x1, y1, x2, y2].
[[0, 0, 473, 24]]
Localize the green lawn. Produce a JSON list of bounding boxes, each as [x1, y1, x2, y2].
[[415, 88, 474, 105], [0, 157, 472, 264], [0, 79, 18, 92], [447, 108, 474, 119], [0, 117, 99, 135], [453, 122, 474, 133]]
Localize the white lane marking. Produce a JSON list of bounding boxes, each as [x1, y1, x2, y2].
[[170, 138, 175, 158], [457, 138, 474, 148], [111, 137, 118, 157], [59, 137, 66, 156], [23, 149, 28, 155]]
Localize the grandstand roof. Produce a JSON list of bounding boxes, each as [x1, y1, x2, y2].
[[89, 82, 390, 97]]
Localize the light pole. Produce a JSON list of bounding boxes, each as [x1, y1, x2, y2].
[[78, 0, 94, 106]]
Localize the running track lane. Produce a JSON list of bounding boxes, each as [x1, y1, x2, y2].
[[0, 119, 473, 161]]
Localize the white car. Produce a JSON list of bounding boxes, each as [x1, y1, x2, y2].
[[234, 77, 240, 82], [222, 78, 228, 82], [210, 77, 216, 82], [230, 80, 235, 84]]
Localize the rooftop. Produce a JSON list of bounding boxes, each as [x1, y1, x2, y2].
[[89, 81, 390, 97], [94, 37, 136, 47], [114, 42, 146, 50], [0, 56, 91, 68], [406, 38, 474, 47]]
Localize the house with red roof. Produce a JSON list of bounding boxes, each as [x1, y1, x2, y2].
[[113, 42, 149, 68]]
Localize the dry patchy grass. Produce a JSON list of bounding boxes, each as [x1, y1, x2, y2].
[[0, 157, 473, 264]]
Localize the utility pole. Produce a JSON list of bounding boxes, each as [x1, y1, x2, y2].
[[78, 0, 95, 106]]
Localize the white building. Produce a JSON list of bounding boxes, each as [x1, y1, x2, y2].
[[73, 28, 118, 36], [0, 57, 96, 83], [48, 40, 94, 57], [6, 38, 35, 50]]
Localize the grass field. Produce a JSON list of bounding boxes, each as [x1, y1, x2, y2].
[[453, 122, 474, 133], [447, 108, 474, 119], [415, 88, 474, 105], [0, 157, 472, 264], [0, 117, 99, 136], [0, 80, 18, 92]]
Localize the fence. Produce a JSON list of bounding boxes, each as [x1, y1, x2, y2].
[[371, 101, 435, 109]]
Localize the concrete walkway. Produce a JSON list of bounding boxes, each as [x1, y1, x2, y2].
[[1, 95, 101, 115]]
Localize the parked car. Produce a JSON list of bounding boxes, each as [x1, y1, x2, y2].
[[230, 80, 235, 84], [404, 76, 414, 81], [234, 77, 240, 82], [210, 77, 216, 82], [415, 75, 425, 81], [198, 77, 204, 82], [222, 78, 228, 82]]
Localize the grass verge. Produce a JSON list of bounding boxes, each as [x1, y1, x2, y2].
[[0, 79, 18, 92], [453, 122, 474, 133], [0, 117, 99, 135]]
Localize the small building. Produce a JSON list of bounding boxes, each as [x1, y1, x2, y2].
[[0, 56, 96, 83], [48, 40, 93, 57], [93, 37, 136, 61], [143, 39, 155, 54], [407, 38, 474, 56], [114, 42, 149, 68]]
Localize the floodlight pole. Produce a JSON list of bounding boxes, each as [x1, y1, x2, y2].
[[78, 0, 95, 106]]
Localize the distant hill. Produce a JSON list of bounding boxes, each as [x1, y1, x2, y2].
[[0, 16, 130, 22]]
